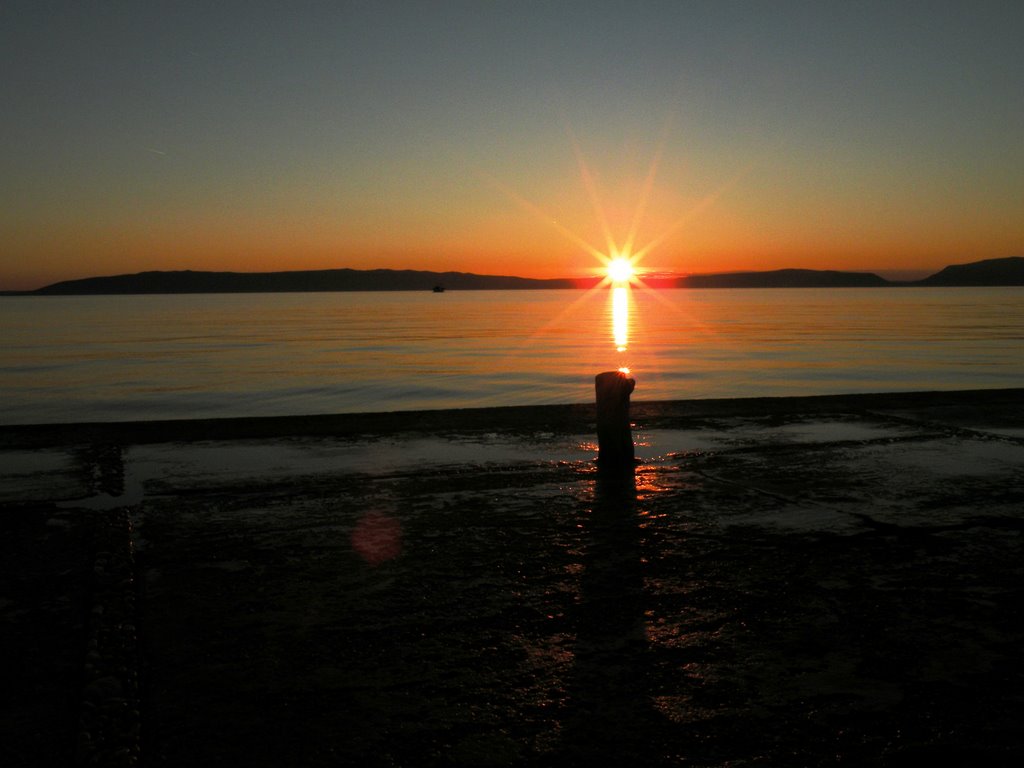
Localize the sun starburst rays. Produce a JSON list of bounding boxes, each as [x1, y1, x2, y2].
[[478, 125, 735, 384]]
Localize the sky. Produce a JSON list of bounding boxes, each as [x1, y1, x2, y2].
[[2, 1, 1022, 290]]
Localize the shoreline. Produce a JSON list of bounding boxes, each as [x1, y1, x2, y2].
[[2, 386, 1022, 448], [3, 384, 1024, 765]]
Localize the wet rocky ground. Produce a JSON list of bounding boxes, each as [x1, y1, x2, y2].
[[2, 389, 1024, 766]]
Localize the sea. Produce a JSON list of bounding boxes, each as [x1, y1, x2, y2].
[[2, 287, 1022, 425]]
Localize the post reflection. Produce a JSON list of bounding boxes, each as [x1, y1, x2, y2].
[[557, 466, 668, 764]]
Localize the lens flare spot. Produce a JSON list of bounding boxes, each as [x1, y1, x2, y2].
[[351, 511, 402, 565]]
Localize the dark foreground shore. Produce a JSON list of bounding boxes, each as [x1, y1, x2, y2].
[[2, 388, 1023, 766]]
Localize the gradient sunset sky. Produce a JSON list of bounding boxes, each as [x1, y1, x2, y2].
[[3, 1, 1022, 290]]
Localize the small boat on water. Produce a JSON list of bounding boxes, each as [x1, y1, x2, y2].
[[432, 285, 445, 293]]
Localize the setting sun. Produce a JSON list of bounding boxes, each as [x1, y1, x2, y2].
[[607, 257, 634, 284]]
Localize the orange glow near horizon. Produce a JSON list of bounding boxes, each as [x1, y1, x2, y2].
[[4, 118, 1020, 293]]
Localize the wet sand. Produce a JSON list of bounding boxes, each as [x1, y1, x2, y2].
[[2, 388, 1023, 766]]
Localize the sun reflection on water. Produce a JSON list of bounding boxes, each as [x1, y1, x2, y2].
[[612, 286, 629, 353]]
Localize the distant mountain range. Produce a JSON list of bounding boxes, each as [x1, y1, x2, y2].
[[15, 256, 1024, 295]]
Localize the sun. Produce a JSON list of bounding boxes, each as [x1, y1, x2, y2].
[[607, 256, 635, 284]]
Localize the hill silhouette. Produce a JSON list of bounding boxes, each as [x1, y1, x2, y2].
[[33, 269, 589, 295], [679, 269, 888, 289], [916, 256, 1024, 286]]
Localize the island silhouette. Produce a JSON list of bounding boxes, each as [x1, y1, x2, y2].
[[16, 256, 1024, 295]]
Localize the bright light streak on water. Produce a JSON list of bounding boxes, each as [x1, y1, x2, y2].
[[612, 286, 629, 352]]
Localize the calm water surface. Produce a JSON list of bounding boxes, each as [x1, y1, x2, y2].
[[2, 288, 1022, 424]]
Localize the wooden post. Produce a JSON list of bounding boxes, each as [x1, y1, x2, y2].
[[595, 370, 636, 471]]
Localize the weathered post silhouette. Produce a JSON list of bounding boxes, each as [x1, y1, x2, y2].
[[595, 370, 636, 472]]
